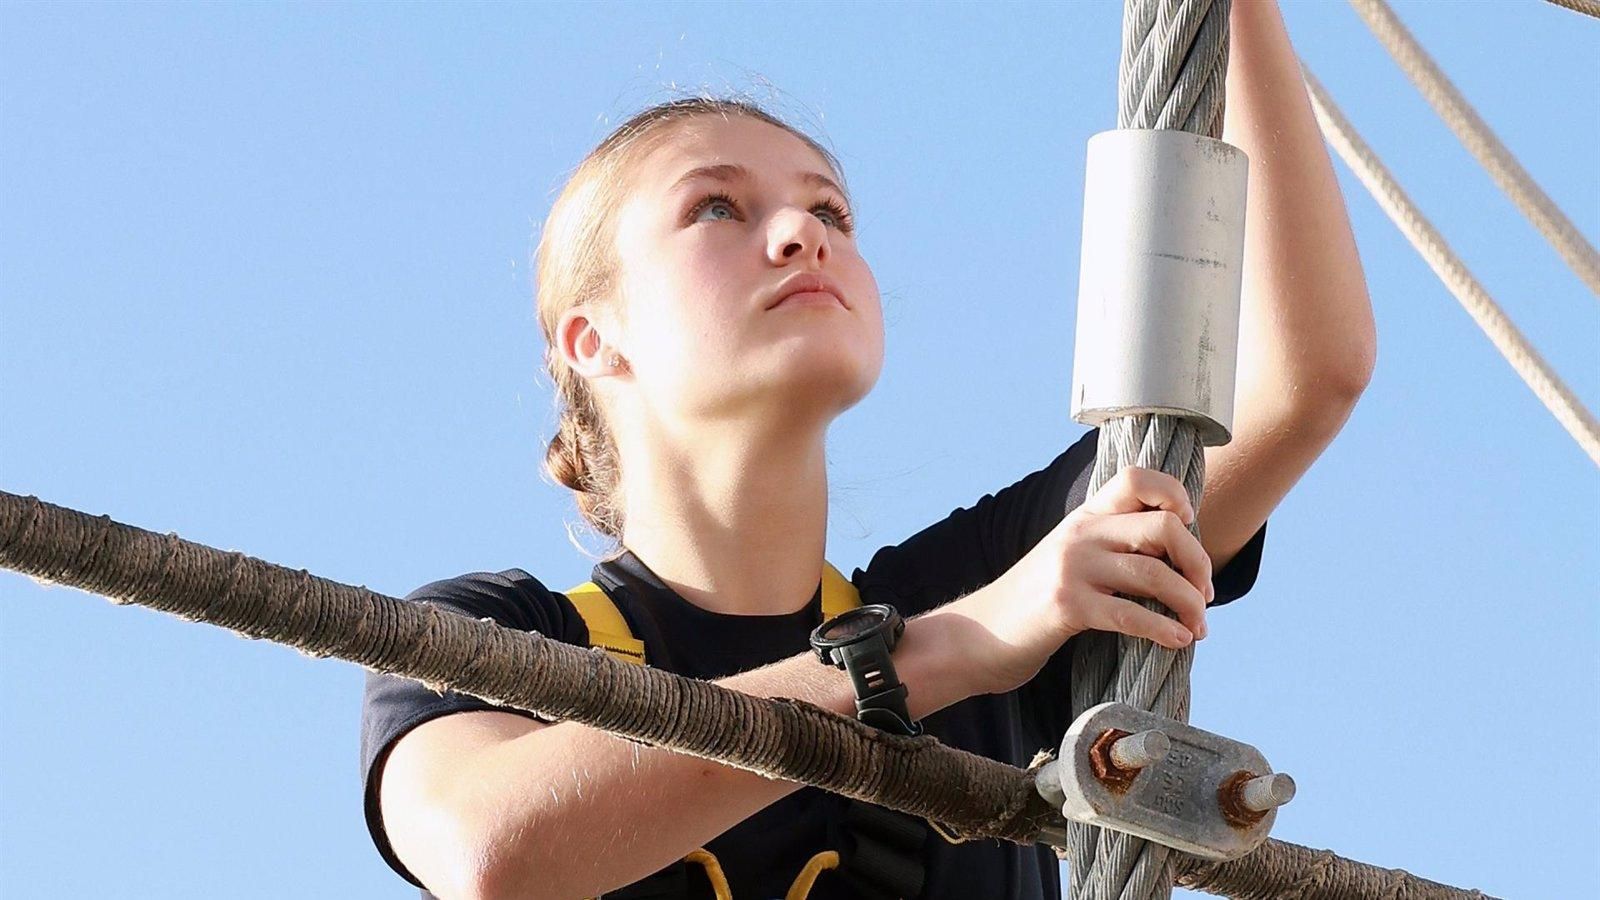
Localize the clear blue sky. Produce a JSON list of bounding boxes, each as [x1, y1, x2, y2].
[[2, 1, 1595, 897]]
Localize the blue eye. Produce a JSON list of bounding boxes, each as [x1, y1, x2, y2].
[[686, 190, 855, 235], [690, 192, 741, 223], [813, 198, 855, 234]]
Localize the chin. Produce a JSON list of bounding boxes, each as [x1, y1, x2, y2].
[[774, 348, 880, 416], [685, 329, 883, 422]]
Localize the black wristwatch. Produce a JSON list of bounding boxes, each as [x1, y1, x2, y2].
[[810, 604, 921, 737]]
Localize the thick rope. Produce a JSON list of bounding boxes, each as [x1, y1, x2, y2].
[[1348, 0, 1600, 298], [1175, 838, 1493, 899], [1304, 69, 1600, 468], [0, 490, 1060, 844], [1543, 0, 1600, 19], [1064, 0, 1230, 896], [0, 490, 1497, 898]]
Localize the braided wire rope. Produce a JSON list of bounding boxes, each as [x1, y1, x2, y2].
[[1064, 0, 1230, 896], [1303, 69, 1600, 468], [1348, 0, 1600, 298]]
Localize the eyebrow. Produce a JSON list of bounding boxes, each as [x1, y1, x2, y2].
[[667, 163, 849, 203]]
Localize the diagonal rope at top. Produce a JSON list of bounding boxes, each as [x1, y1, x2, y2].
[[1303, 69, 1600, 468], [1542, 0, 1600, 20], [1064, 0, 1231, 897], [1348, 0, 1600, 299]]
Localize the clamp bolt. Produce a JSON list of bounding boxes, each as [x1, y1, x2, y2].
[[1089, 727, 1168, 794], [1236, 773, 1296, 812], [1219, 771, 1296, 826], [1109, 729, 1170, 771]]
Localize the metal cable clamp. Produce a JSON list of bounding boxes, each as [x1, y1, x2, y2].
[[1034, 702, 1295, 860]]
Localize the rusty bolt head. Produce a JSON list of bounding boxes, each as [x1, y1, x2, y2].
[[1089, 727, 1168, 794]]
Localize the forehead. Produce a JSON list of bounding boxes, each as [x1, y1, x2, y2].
[[629, 115, 838, 197]]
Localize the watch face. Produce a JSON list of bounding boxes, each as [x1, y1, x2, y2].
[[817, 607, 890, 643]]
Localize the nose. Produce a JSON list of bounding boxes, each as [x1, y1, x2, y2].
[[766, 206, 829, 267]]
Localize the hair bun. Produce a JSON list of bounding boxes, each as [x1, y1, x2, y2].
[[544, 418, 589, 494]]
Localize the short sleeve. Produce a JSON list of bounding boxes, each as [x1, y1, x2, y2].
[[855, 429, 1100, 611], [358, 569, 582, 890], [858, 427, 1266, 612], [849, 427, 1269, 752]]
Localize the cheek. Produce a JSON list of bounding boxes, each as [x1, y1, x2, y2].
[[853, 273, 886, 361], [622, 275, 744, 396], [863, 300, 887, 379], [663, 239, 747, 324]]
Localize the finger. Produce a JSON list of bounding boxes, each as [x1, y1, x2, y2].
[[1108, 509, 1214, 607], [1088, 553, 1208, 639], [1079, 466, 1195, 525], [1085, 592, 1194, 650]]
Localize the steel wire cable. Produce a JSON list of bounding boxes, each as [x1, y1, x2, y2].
[[1064, 0, 1231, 896]]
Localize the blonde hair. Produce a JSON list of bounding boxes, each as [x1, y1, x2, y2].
[[534, 96, 846, 539]]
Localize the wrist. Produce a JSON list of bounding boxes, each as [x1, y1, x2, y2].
[[811, 605, 919, 735], [900, 599, 997, 709]]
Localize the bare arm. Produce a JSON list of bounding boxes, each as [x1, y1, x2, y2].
[[378, 598, 983, 900], [378, 465, 1225, 899], [1200, 0, 1379, 569]]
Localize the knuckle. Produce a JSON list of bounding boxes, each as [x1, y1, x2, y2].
[[1115, 467, 1146, 492], [1109, 606, 1137, 634], [1130, 552, 1162, 579], [1174, 521, 1202, 554], [1181, 582, 1206, 616], [1156, 565, 1197, 610], [1167, 564, 1198, 598]]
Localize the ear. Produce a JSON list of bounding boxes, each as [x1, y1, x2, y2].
[[555, 306, 623, 380]]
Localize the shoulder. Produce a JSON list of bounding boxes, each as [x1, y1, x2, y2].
[[359, 567, 588, 757], [853, 430, 1102, 611], [359, 567, 581, 889], [399, 567, 584, 642]]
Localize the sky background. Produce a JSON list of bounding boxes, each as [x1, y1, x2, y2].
[[2, 1, 1596, 897]]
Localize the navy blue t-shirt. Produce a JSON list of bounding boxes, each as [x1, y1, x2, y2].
[[359, 429, 1267, 898]]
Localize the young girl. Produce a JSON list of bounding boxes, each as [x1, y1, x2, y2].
[[359, 3, 1374, 897]]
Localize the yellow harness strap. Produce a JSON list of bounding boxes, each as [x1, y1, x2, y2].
[[818, 562, 860, 620], [785, 851, 841, 900], [683, 849, 733, 900], [564, 562, 860, 667], [563, 582, 647, 666], [567, 563, 860, 898]]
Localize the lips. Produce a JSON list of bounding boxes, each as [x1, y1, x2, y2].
[[767, 272, 848, 310]]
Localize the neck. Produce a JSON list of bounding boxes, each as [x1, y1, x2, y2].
[[617, 414, 829, 616]]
